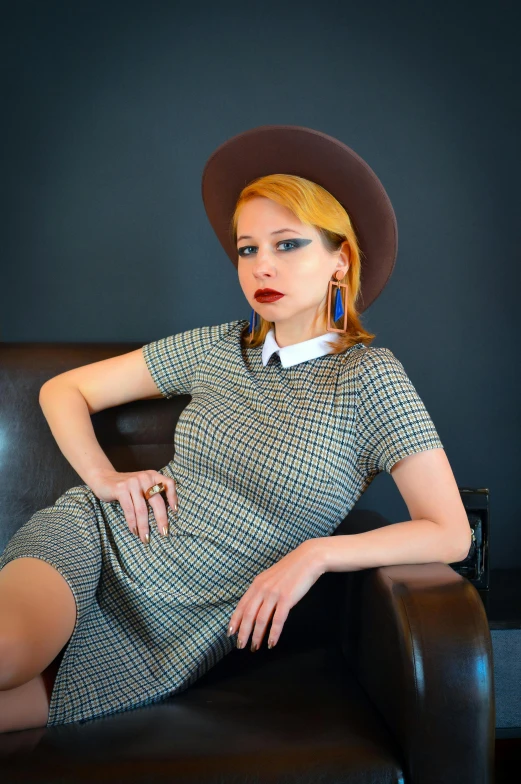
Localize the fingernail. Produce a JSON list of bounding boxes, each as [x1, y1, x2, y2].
[[227, 625, 234, 636], [268, 639, 274, 649], [144, 533, 150, 545], [237, 638, 243, 649], [132, 527, 138, 536], [250, 642, 257, 653], [162, 525, 169, 536]]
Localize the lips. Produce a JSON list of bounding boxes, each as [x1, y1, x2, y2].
[[254, 289, 284, 302]]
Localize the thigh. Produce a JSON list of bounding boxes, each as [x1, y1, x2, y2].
[[0, 557, 77, 688]]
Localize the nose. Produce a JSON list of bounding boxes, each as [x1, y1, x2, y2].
[[250, 245, 277, 278]]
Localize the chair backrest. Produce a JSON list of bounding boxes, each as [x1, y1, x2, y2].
[[0, 342, 187, 548]]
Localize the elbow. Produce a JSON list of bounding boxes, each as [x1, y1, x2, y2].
[[40, 376, 63, 397], [447, 533, 473, 564], [39, 379, 54, 402], [39, 381, 50, 402]]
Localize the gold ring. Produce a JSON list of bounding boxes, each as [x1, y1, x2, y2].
[[144, 482, 166, 501]]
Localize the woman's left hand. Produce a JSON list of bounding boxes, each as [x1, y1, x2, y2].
[[227, 539, 325, 652]]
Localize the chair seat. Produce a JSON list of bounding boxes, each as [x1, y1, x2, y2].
[[1, 643, 405, 783]]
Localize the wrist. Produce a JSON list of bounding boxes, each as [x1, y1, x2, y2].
[[303, 537, 331, 577], [87, 466, 115, 492]]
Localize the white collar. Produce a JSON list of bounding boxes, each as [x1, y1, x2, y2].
[[261, 328, 341, 368]]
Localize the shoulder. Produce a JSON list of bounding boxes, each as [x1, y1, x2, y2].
[[355, 345, 404, 377], [142, 318, 247, 363], [339, 343, 403, 380], [338, 345, 412, 405], [191, 318, 247, 344], [164, 318, 247, 348]]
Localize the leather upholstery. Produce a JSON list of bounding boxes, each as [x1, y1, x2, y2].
[[0, 342, 495, 782]]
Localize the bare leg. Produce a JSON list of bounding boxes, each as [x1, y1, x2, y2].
[[0, 557, 77, 732], [0, 675, 50, 733]]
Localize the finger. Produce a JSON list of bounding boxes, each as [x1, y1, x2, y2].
[[228, 590, 255, 639], [146, 473, 172, 535], [117, 486, 139, 537], [145, 472, 174, 508], [147, 494, 169, 537], [129, 478, 150, 544], [159, 475, 178, 512], [227, 595, 249, 637], [264, 601, 291, 649], [250, 600, 277, 652], [235, 593, 265, 650]]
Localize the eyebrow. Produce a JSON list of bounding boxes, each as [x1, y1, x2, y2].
[[237, 228, 302, 242]]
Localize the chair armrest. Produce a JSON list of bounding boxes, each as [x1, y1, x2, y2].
[[340, 562, 495, 784]]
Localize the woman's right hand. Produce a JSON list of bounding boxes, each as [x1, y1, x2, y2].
[[90, 469, 178, 545]]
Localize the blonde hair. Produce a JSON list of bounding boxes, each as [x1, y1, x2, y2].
[[230, 173, 376, 354]]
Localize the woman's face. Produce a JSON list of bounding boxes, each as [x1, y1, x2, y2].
[[236, 197, 349, 333]]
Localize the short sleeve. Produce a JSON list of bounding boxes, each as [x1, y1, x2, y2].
[[142, 319, 242, 398], [355, 347, 444, 476]]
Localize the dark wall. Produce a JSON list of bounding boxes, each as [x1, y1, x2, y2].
[[1, 0, 519, 567]]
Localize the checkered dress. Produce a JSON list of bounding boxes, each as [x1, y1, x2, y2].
[[0, 318, 443, 726]]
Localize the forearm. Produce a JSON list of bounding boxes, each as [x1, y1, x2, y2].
[[312, 518, 465, 574], [39, 380, 115, 488]]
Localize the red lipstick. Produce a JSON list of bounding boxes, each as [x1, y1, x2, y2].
[[254, 288, 284, 302]]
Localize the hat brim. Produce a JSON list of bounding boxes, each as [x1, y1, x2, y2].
[[201, 124, 398, 313]]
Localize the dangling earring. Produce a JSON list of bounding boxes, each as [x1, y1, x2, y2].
[[248, 306, 258, 343], [327, 270, 348, 333]]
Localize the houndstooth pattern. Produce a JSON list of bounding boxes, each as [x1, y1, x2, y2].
[[0, 318, 443, 726]]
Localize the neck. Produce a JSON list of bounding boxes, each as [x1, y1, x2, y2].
[[272, 312, 330, 348]]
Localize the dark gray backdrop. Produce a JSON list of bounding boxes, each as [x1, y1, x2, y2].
[[1, 0, 519, 568]]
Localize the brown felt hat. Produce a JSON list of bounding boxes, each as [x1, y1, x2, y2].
[[201, 124, 398, 313]]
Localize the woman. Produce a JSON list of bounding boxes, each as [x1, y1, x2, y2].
[[0, 125, 471, 732]]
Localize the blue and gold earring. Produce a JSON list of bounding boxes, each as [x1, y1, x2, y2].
[[248, 307, 258, 342], [326, 271, 348, 333]]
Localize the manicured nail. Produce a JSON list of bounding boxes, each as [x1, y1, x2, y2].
[[227, 625, 234, 636], [162, 525, 169, 536], [268, 639, 274, 649], [237, 638, 243, 649], [144, 533, 150, 545], [132, 527, 138, 536], [250, 642, 257, 653]]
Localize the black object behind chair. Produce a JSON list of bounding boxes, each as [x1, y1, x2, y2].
[[0, 342, 495, 783]]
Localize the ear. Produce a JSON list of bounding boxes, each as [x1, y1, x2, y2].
[[336, 240, 351, 275]]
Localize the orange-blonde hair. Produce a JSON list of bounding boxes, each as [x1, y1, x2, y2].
[[230, 173, 376, 354]]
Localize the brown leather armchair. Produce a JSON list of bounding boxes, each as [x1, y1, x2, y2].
[[0, 342, 495, 783]]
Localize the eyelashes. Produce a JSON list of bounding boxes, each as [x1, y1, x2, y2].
[[237, 239, 312, 257]]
